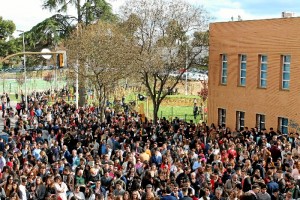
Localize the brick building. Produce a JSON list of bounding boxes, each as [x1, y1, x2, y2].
[[208, 17, 300, 133]]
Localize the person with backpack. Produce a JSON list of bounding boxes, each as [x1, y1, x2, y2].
[[16, 102, 22, 116]]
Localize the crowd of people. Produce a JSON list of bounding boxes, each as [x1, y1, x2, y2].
[[0, 89, 299, 200]]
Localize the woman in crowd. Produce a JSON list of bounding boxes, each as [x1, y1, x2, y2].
[[84, 187, 95, 200], [45, 176, 56, 198], [3, 175, 13, 196], [35, 176, 46, 200], [9, 181, 20, 199], [2, 88, 300, 200]]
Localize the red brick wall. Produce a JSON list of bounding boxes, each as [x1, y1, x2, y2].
[[208, 17, 300, 131]]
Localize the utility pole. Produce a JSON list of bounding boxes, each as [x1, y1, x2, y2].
[[17, 30, 28, 111]]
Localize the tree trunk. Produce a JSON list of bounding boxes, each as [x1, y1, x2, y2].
[[97, 85, 107, 122], [79, 85, 85, 107], [153, 100, 160, 124]]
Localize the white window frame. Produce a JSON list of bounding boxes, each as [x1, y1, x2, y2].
[[221, 54, 227, 84], [260, 55, 267, 88], [240, 54, 247, 86], [282, 55, 290, 90]]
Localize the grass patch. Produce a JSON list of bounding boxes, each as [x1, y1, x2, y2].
[[137, 100, 205, 123]]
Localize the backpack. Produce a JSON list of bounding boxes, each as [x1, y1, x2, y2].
[[16, 103, 21, 110]]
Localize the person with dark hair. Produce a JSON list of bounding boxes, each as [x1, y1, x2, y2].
[[19, 177, 29, 200], [257, 184, 271, 200], [248, 184, 261, 200], [240, 192, 258, 200], [53, 175, 68, 200], [113, 181, 126, 197], [171, 183, 183, 199], [288, 180, 300, 199], [94, 180, 106, 198], [199, 186, 211, 200], [267, 176, 279, 195], [84, 187, 95, 200], [271, 188, 284, 200], [68, 185, 85, 200], [180, 187, 193, 200], [4, 175, 13, 196], [161, 186, 177, 200], [62, 166, 74, 193], [241, 169, 252, 193], [100, 170, 112, 191]]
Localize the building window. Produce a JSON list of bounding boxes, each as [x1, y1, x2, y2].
[[256, 114, 265, 131], [236, 111, 245, 131], [259, 55, 267, 88], [278, 117, 288, 134], [218, 108, 226, 126], [221, 54, 227, 84], [282, 55, 290, 90], [240, 55, 247, 86]]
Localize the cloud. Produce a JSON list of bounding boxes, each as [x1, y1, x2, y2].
[[199, 0, 300, 22]]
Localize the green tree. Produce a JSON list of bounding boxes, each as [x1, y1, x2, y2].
[[120, 0, 210, 123], [21, 14, 76, 69], [43, 0, 117, 106], [0, 17, 18, 66], [42, 0, 116, 25]]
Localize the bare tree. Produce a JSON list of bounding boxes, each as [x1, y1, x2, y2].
[[66, 22, 137, 121], [16, 73, 25, 88], [119, 0, 210, 123]]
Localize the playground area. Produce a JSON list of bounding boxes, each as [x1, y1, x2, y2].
[[0, 78, 66, 94]]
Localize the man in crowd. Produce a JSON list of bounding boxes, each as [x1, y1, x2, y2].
[[0, 88, 300, 200]]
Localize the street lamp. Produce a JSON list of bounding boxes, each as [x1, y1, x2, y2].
[[75, 25, 79, 109], [17, 30, 27, 111], [185, 44, 188, 95]]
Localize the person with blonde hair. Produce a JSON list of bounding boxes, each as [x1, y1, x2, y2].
[[39, 150, 48, 164], [131, 190, 141, 200]]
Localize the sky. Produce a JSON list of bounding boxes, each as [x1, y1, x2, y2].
[[0, 0, 299, 36]]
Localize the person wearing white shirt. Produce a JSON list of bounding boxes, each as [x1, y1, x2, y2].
[[19, 177, 28, 200], [68, 185, 85, 200], [291, 161, 300, 180], [54, 176, 68, 200], [199, 187, 210, 200]]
